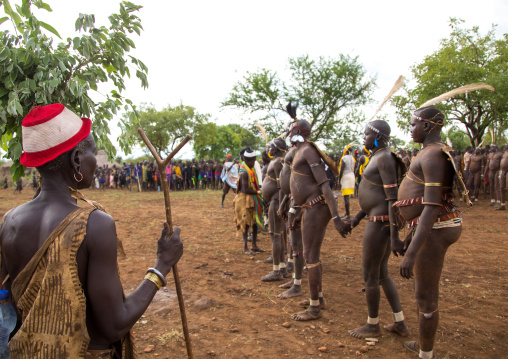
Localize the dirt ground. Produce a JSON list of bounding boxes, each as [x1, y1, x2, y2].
[[1, 187, 507, 358]]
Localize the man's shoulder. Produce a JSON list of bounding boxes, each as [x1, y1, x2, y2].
[[0, 204, 24, 231], [88, 209, 115, 228], [85, 210, 116, 247], [297, 143, 320, 160]]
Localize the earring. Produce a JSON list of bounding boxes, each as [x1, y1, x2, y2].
[[74, 171, 83, 182]]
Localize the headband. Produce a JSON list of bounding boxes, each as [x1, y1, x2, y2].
[[366, 123, 390, 139]]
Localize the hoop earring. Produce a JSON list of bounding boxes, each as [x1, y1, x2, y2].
[[74, 171, 83, 182]]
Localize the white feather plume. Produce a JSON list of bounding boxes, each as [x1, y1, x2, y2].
[[369, 75, 405, 121], [256, 122, 268, 143], [419, 83, 495, 108]]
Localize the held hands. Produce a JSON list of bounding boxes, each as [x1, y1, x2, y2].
[[391, 238, 405, 257], [154, 223, 183, 277], [333, 217, 350, 238], [348, 217, 360, 230]]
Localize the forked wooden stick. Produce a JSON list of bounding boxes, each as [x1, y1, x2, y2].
[[138, 129, 193, 358]]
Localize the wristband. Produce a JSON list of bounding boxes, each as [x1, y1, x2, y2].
[[144, 272, 163, 290], [332, 215, 341, 220], [147, 267, 167, 287]]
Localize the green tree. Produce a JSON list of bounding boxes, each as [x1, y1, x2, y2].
[[323, 109, 365, 155], [442, 126, 470, 151], [392, 19, 508, 147], [222, 54, 375, 142], [193, 122, 261, 160], [0, 0, 148, 179], [124, 103, 209, 158]]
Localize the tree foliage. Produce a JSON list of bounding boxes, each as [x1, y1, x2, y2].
[[442, 126, 470, 151], [222, 54, 375, 143], [193, 122, 261, 160], [123, 103, 209, 158], [322, 108, 365, 155], [0, 0, 148, 179], [392, 19, 508, 147]]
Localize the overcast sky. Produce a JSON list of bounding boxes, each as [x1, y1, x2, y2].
[[7, 0, 508, 158]]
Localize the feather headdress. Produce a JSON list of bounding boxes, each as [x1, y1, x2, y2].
[[419, 83, 495, 109], [369, 75, 405, 121], [286, 101, 298, 121], [256, 122, 268, 143], [277, 101, 300, 139]]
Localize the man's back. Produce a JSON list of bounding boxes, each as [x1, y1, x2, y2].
[[1, 197, 80, 282]]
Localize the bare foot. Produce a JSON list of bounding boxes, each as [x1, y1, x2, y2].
[[279, 279, 294, 289], [349, 323, 382, 339], [244, 249, 255, 255], [261, 271, 282, 282], [280, 268, 291, 278], [278, 285, 302, 299], [291, 307, 322, 321], [286, 261, 294, 272], [251, 246, 265, 252], [404, 341, 419, 355], [384, 321, 410, 337], [298, 298, 325, 309]]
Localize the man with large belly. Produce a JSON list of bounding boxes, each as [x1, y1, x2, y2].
[[465, 147, 484, 203], [277, 147, 305, 299], [397, 106, 463, 359], [261, 139, 288, 280], [497, 146, 508, 210], [348, 120, 409, 340], [289, 119, 349, 321]]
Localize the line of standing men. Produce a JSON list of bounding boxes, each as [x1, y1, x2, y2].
[[233, 105, 465, 359]]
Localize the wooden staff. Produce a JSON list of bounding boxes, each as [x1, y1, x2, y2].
[[138, 129, 194, 359]]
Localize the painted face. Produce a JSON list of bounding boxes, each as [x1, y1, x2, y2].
[[289, 123, 308, 144]]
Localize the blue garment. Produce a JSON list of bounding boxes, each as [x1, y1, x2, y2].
[[0, 299, 16, 358]]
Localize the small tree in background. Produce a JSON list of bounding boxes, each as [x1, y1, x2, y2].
[[123, 102, 210, 158], [193, 122, 261, 160]]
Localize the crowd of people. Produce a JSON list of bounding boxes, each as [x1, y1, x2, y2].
[[1, 100, 505, 359], [92, 159, 229, 192]]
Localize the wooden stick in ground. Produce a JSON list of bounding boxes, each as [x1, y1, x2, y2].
[[137, 129, 193, 359]]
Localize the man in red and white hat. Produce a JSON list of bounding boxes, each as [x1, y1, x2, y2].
[[19, 103, 92, 167], [1, 104, 183, 358]]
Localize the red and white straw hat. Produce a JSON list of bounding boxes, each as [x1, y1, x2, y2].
[[20, 104, 91, 167]]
